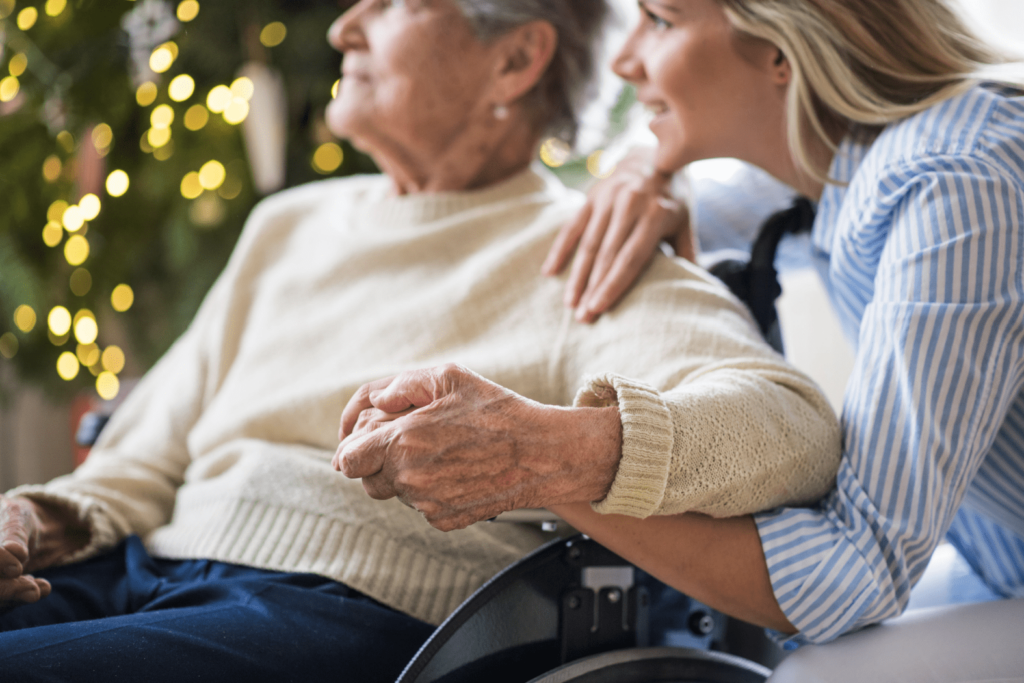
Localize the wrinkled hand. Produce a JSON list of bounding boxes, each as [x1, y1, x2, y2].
[[0, 496, 55, 608], [542, 148, 696, 323], [335, 364, 621, 531]]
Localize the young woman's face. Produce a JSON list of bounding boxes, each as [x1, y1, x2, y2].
[[613, 0, 789, 173]]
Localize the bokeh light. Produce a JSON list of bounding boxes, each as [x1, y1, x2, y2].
[[206, 85, 232, 113], [199, 160, 226, 190], [539, 138, 571, 168], [77, 343, 100, 367], [74, 316, 98, 345], [230, 77, 254, 101], [150, 42, 178, 74], [96, 371, 120, 400], [48, 306, 72, 336], [42, 155, 62, 182], [177, 0, 199, 23], [42, 221, 63, 247], [260, 22, 287, 48], [587, 150, 614, 179], [64, 234, 90, 266], [151, 104, 175, 129], [106, 170, 130, 197], [169, 74, 195, 102], [8, 53, 28, 77], [44, 0, 66, 17], [111, 284, 134, 312], [56, 130, 74, 152], [79, 193, 101, 221], [17, 7, 38, 31], [184, 104, 209, 130], [312, 143, 344, 174], [136, 81, 158, 107], [223, 98, 249, 125], [70, 268, 92, 296], [92, 123, 113, 150], [0, 0, 14, 21], [57, 352, 80, 381], [0, 76, 20, 102], [181, 171, 203, 199], [102, 345, 125, 374], [332, 79, 339, 98], [62, 204, 85, 232], [154, 140, 174, 161], [48, 200, 69, 222], [14, 305, 37, 333], [0, 333, 18, 360]]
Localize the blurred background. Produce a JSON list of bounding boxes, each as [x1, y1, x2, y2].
[[0, 0, 1021, 491]]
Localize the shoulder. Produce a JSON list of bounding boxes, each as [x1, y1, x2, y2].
[[245, 174, 390, 227]]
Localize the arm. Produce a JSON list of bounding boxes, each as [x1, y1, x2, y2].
[[753, 161, 1024, 644]]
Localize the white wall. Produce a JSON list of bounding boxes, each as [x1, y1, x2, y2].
[[955, 0, 1024, 52]]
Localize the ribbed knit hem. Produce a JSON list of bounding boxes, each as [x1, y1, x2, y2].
[[574, 373, 674, 518], [144, 498, 490, 626], [6, 486, 126, 566]]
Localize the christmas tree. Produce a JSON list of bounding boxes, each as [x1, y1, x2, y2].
[[0, 0, 622, 402]]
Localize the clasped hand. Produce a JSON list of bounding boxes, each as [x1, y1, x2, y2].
[[0, 496, 54, 609], [334, 364, 621, 531]]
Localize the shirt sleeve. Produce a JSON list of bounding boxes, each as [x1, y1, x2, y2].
[[754, 157, 1024, 644]]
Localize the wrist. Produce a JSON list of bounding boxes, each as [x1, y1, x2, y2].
[[531, 405, 621, 506]]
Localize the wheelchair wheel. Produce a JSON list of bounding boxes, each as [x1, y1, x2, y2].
[[527, 647, 771, 683]]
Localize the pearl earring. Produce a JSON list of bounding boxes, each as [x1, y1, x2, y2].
[[493, 104, 509, 121]]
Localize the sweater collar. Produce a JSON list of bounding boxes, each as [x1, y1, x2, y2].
[[352, 164, 555, 230]]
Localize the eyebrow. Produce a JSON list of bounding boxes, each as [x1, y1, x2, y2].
[[640, 0, 683, 14]]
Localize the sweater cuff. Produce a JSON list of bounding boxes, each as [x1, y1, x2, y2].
[[574, 373, 674, 518], [6, 485, 125, 566]]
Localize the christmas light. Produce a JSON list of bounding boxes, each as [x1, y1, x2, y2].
[[106, 170, 130, 197], [96, 371, 120, 400], [0, 0, 14, 21], [92, 124, 113, 150], [539, 138, 571, 168], [206, 85, 232, 113], [79, 194, 101, 220], [56, 131, 74, 152], [260, 22, 287, 48], [150, 42, 178, 74], [181, 172, 203, 199], [42, 155, 62, 182], [169, 74, 195, 102], [230, 77, 254, 101], [8, 53, 27, 78], [57, 352, 80, 381], [77, 343, 100, 367], [14, 305, 37, 333], [154, 141, 174, 161], [0, 76, 19, 103], [64, 234, 90, 266], [17, 7, 38, 31], [189, 193, 225, 227], [587, 150, 614, 179], [62, 204, 85, 232], [199, 160, 225, 190], [70, 268, 92, 296], [102, 345, 126, 374], [44, 0, 66, 17], [0, 333, 17, 360], [74, 316, 98, 345], [111, 284, 135, 313], [184, 104, 209, 130], [148, 126, 171, 148], [176, 0, 199, 23], [136, 81, 158, 107], [48, 306, 72, 336], [151, 104, 175, 129], [48, 200, 69, 222], [332, 80, 339, 98], [42, 222, 63, 247], [223, 98, 249, 125], [313, 143, 344, 174]]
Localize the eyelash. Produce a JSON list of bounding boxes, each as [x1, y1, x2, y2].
[[641, 5, 673, 30]]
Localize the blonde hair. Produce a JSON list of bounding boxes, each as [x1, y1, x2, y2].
[[715, 0, 1024, 181]]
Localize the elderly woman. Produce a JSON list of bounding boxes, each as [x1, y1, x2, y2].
[[0, 1, 840, 681]]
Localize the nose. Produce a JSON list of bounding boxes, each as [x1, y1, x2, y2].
[[328, 0, 370, 53], [611, 28, 645, 84]]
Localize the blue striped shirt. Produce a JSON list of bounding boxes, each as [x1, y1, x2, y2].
[[754, 83, 1024, 645]]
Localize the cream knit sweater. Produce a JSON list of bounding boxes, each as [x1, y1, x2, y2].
[[11, 167, 840, 625]]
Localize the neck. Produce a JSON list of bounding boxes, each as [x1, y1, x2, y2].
[[744, 120, 845, 203], [371, 116, 541, 196]]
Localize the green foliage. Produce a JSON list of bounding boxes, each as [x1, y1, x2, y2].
[[0, 0, 368, 397]]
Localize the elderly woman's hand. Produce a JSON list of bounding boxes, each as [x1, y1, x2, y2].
[[542, 148, 696, 323], [0, 496, 56, 609], [335, 364, 622, 531]]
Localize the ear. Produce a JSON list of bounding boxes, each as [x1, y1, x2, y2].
[[489, 20, 559, 105], [772, 49, 792, 86]]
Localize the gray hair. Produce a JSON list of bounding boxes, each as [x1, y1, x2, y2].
[[452, 0, 624, 151]]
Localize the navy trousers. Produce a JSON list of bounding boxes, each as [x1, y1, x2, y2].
[[0, 536, 434, 683]]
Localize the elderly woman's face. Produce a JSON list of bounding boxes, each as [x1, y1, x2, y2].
[[326, 0, 500, 162]]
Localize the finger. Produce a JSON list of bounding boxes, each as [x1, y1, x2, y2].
[[565, 199, 614, 308], [0, 541, 28, 569], [0, 575, 42, 602], [542, 202, 592, 276], [581, 190, 646, 314], [581, 210, 666, 320], [361, 471, 399, 501], [353, 407, 413, 435], [369, 367, 448, 414], [335, 426, 395, 479], [340, 375, 397, 440]]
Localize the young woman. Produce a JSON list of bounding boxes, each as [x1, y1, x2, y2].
[[338, 0, 1024, 676]]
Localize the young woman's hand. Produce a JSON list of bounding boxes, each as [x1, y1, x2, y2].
[[542, 149, 696, 323]]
